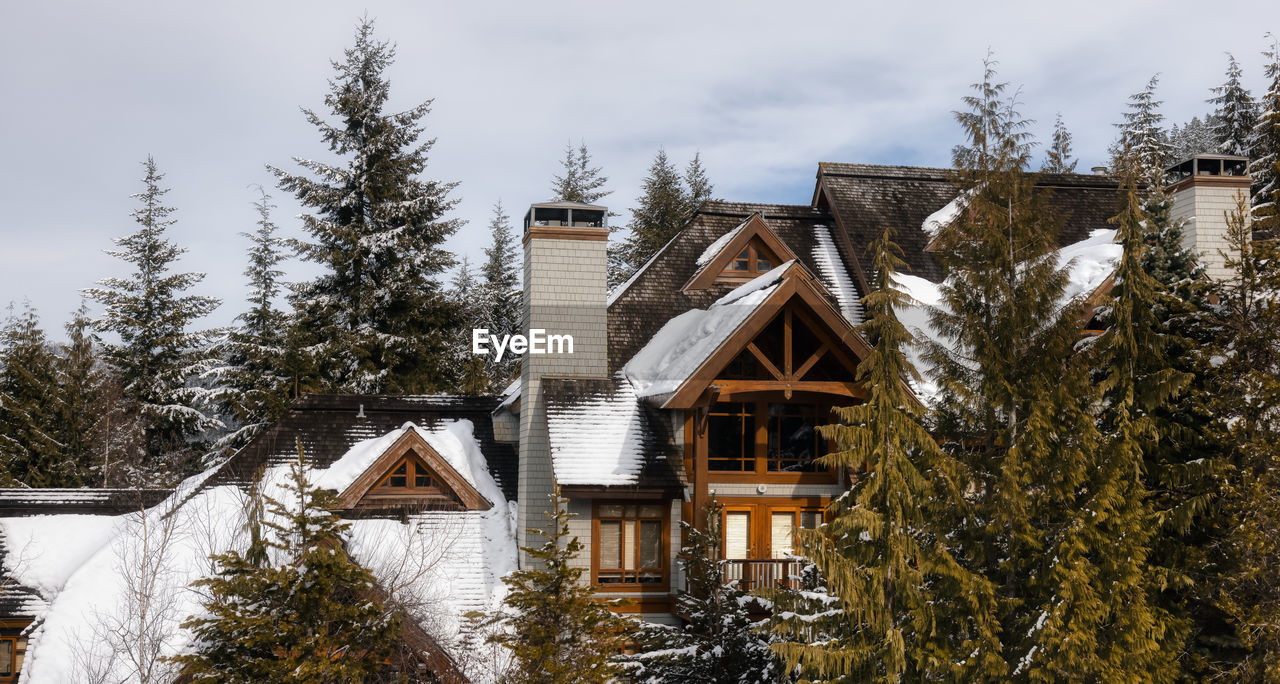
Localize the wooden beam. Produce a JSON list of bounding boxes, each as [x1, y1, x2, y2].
[[795, 342, 829, 380], [746, 342, 783, 381]]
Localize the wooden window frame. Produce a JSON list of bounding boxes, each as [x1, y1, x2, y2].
[[720, 240, 780, 280], [706, 400, 836, 483], [0, 636, 16, 681], [717, 498, 827, 561], [371, 454, 438, 494], [591, 501, 670, 592]]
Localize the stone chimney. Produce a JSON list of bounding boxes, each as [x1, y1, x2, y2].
[[1165, 154, 1250, 281], [516, 201, 609, 558]]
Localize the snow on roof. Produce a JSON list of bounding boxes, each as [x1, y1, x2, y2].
[[893, 228, 1120, 405], [921, 187, 974, 238], [607, 231, 682, 307], [624, 263, 789, 400], [695, 217, 747, 266], [546, 373, 648, 486], [497, 377, 520, 410], [2, 421, 515, 682], [811, 224, 863, 325]]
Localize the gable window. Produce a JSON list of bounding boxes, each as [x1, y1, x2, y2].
[[375, 456, 436, 492], [594, 503, 667, 589], [707, 401, 829, 474], [722, 240, 778, 278]]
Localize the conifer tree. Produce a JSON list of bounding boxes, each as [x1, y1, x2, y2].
[[478, 493, 629, 684], [685, 152, 714, 209], [1210, 53, 1258, 158], [611, 149, 713, 286], [449, 256, 490, 396], [1111, 75, 1171, 184], [0, 302, 63, 486], [479, 201, 521, 388], [1167, 116, 1218, 165], [175, 444, 402, 682], [84, 157, 221, 480], [56, 303, 104, 486], [550, 141, 612, 205], [1253, 35, 1280, 231], [272, 18, 461, 394], [628, 502, 783, 684], [209, 188, 290, 451], [1043, 114, 1077, 173], [771, 227, 1004, 682]]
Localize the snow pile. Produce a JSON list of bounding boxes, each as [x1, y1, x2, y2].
[[624, 263, 789, 400], [921, 188, 975, 238], [548, 374, 649, 486], [1056, 229, 1122, 304], [1, 421, 515, 683], [811, 224, 863, 325]]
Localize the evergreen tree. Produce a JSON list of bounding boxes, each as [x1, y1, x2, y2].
[[611, 149, 712, 286], [174, 443, 402, 682], [550, 141, 612, 205], [771, 227, 1004, 682], [1210, 53, 1258, 158], [55, 303, 105, 487], [477, 493, 630, 684], [272, 18, 462, 394], [1253, 35, 1280, 232], [479, 201, 521, 389], [1167, 115, 1219, 165], [1043, 114, 1078, 173], [1111, 75, 1170, 185], [629, 501, 783, 684], [209, 188, 290, 452], [0, 302, 63, 486], [83, 156, 221, 481]]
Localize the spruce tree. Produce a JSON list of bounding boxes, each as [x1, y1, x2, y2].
[[1253, 35, 1280, 232], [1167, 116, 1219, 165], [1210, 53, 1258, 158], [83, 156, 221, 481], [479, 201, 521, 389], [175, 444, 402, 682], [1111, 75, 1171, 184], [272, 18, 461, 394], [1043, 114, 1077, 173], [684, 152, 714, 209], [56, 303, 104, 486], [612, 149, 712, 286], [629, 501, 783, 684], [0, 302, 63, 486], [477, 493, 629, 684], [550, 141, 612, 205], [210, 188, 290, 452]]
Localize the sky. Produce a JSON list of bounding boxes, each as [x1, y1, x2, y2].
[[1, 0, 1275, 337]]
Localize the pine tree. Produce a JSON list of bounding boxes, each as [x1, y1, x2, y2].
[[272, 18, 461, 394], [55, 303, 104, 487], [0, 302, 63, 486], [550, 141, 612, 205], [1111, 75, 1171, 185], [479, 201, 521, 389], [1042, 114, 1078, 173], [209, 188, 291, 452], [174, 443, 402, 682], [611, 148, 711, 286], [1167, 116, 1219, 165], [628, 501, 783, 684], [83, 156, 221, 481], [477, 493, 630, 684], [1210, 53, 1258, 158], [771, 227, 1004, 682], [1253, 35, 1280, 233]]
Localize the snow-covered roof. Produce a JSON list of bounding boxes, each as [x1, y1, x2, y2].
[[623, 262, 789, 401], [811, 224, 863, 325], [895, 228, 1121, 404], [695, 217, 747, 266], [921, 187, 974, 239], [0, 421, 516, 682]]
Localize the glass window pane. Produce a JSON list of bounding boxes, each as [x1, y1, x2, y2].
[[800, 510, 822, 529], [415, 475, 429, 488], [598, 504, 624, 518], [639, 521, 662, 569], [0, 639, 11, 675], [709, 403, 753, 471], [725, 511, 750, 559], [638, 504, 664, 518], [771, 511, 795, 559], [599, 521, 622, 569], [393, 462, 407, 475], [733, 248, 750, 270], [389, 476, 406, 487], [757, 257, 772, 271], [624, 521, 636, 570]]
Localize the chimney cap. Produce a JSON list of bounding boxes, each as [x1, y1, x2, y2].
[[1164, 154, 1249, 189], [1091, 165, 1108, 175], [524, 201, 608, 231]]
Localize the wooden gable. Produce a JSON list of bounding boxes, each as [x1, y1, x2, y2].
[[333, 428, 491, 513], [684, 213, 801, 291], [665, 262, 878, 409]]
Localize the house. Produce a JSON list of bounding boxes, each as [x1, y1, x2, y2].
[[0, 155, 1249, 680]]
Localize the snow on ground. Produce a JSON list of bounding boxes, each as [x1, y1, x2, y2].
[[2, 421, 515, 683], [624, 263, 789, 400], [811, 224, 863, 325], [547, 373, 648, 486]]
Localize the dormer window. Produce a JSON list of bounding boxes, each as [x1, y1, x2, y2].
[[723, 240, 778, 278], [376, 456, 435, 492]]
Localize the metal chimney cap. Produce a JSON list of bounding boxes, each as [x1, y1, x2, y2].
[[1091, 166, 1109, 175]]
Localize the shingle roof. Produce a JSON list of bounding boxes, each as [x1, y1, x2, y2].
[[607, 201, 858, 373], [815, 162, 1129, 283], [208, 394, 519, 502], [0, 489, 172, 516]]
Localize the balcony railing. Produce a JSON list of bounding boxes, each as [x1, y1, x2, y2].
[[722, 559, 802, 591]]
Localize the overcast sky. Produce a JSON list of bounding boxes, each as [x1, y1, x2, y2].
[[1, 0, 1275, 337]]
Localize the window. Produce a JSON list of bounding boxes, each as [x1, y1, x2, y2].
[[0, 638, 12, 677], [719, 505, 824, 560], [721, 240, 777, 277], [769, 509, 823, 558], [707, 401, 829, 474], [375, 455, 435, 492], [595, 503, 666, 587]]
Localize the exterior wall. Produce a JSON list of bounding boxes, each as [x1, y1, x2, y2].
[[707, 482, 844, 499], [1172, 181, 1249, 282], [565, 497, 593, 574], [517, 232, 609, 560]]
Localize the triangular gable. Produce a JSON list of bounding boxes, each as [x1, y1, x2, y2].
[[664, 262, 876, 409], [334, 428, 491, 512], [684, 213, 801, 291]]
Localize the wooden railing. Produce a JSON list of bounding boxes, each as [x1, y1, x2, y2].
[[722, 559, 802, 591]]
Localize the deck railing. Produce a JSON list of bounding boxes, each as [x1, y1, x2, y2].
[[722, 559, 802, 591]]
